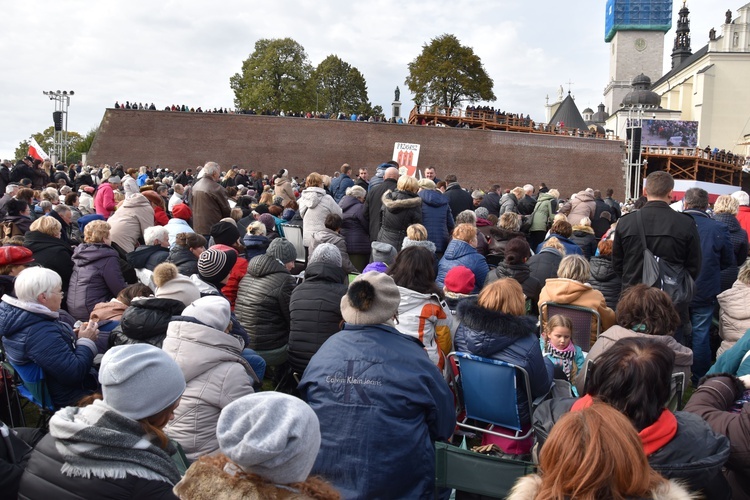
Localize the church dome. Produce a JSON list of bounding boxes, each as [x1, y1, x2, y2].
[[582, 107, 594, 114], [621, 73, 661, 108], [592, 103, 609, 122]]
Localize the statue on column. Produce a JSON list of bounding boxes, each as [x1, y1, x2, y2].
[[394, 86, 400, 102], [726, 9, 732, 24], [709, 28, 716, 41]]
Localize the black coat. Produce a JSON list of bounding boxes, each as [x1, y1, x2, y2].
[[364, 178, 397, 242], [589, 255, 622, 310], [24, 231, 74, 292], [444, 183, 473, 219], [569, 227, 597, 259], [517, 195, 537, 216], [167, 246, 198, 277], [478, 192, 502, 217], [377, 190, 422, 251], [288, 262, 348, 373], [126, 245, 170, 271], [109, 297, 186, 349], [527, 247, 563, 286], [486, 262, 543, 315]]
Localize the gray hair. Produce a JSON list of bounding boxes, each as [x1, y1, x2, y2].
[[144, 226, 169, 246], [15, 267, 62, 303], [455, 210, 477, 225], [557, 254, 591, 283], [52, 204, 71, 216], [684, 188, 709, 211], [346, 185, 366, 199], [198, 161, 221, 180]]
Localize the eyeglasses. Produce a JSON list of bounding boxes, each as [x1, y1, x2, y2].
[[54, 290, 64, 298]]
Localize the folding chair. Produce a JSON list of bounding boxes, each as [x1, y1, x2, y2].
[[0, 349, 25, 428], [280, 224, 306, 264], [6, 362, 55, 429], [539, 302, 601, 352], [449, 352, 538, 441]]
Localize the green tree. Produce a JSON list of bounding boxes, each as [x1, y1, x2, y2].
[[313, 55, 370, 115], [405, 34, 496, 109], [14, 126, 84, 162], [230, 38, 313, 112]]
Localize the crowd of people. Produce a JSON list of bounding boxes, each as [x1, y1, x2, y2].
[[2, 157, 750, 499]]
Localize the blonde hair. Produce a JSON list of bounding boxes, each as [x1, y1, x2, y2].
[[346, 185, 366, 199], [478, 278, 526, 316], [542, 236, 566, 255], [579, 216, 592, 226], [29, 216, 62, 236], [544, 314, 578, 380], [553, 213, 568, 222], [714, 194, 739, 215], [406, 224, 428, 241], [418, 178, 436, 191], [557, 254, 591, 282], [247, 221, 267, 236], [452, 223, 477, 244], [548, 189, 560, 199], [84, 220, 111, 244], [498, 212, 520, 231], [306, 172, 323, 188], [41, 187, 60, 203], [738, 261, 750, 285], [397, 175, 419, 193], [511, 186, 525, 198]]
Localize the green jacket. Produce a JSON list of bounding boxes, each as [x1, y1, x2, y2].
[[530, 193, 556, 232]]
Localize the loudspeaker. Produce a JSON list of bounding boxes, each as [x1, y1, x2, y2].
[[53, 111, 63, 131]]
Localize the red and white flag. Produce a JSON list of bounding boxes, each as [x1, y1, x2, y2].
[[28, 138, 49, 161]]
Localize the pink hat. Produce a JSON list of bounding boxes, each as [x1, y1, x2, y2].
[[444, 266, 475, 294]]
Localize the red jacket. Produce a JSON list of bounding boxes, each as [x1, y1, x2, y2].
[[222, 255, 248, 310], [737, 206, 750, 242]]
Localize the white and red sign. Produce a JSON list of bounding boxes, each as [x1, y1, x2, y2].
[[28, 138, 50, 161], [392, 142, 420, 177]]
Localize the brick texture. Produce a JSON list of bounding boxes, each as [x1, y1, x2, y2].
[[89, 109, 627, 199]]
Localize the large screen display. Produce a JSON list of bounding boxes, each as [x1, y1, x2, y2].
[[640, 119, 698, 148]]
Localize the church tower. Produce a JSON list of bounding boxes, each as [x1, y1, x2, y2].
[[671, 2, 692, 68], [603, 0, 673, 115]]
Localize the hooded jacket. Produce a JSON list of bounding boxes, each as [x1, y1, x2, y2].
[[377, 190, 422, 251], [23, 230, 74, 292], [527, 247, 563, 284], [126, 244, 169, 271], [455, 297, 553, 423], [67, 243, 127, 321], [242, 233, 270, 261], [419, 189, 454, 253], [288, 262, 348, 373], [539, 278, 616, 345], [339, 194, 370, 254], [479, 191, 502, 217], [299, 186, 342, 247], [716, 281, 750, 356], [167, 245, 199, 277], [109, 297, 186, 349], [569, 224, 597, 259], [108, 194, 155, 253], [394, 286, 453, 370], [330, 173, 354, 203], [536, 233, 583, 256], [310, 228, 357, 274], [273, 177, 295, 206], [191, 176, 230, 235], [235, 254, 294, 351], [486, 262, 543, 315], [165, 217, 194, 248], [163, 317, 255, 460], [436, 239, 489, 294], [93, 182, 116, 217], [487, 227, 525, 261], [563, 190, 596, 226], [589, 255, 622, 310], [507, 473, 698, 500]]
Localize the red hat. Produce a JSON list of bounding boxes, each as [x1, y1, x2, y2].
[[444, 266, 475, 294], [171, 203, 192, 221], [0, 246, 34, 267]]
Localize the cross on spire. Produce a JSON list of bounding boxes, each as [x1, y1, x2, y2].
[[566, 79, 575, 94]]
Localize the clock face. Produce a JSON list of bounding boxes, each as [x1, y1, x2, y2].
[[635, 38, 647, 52]]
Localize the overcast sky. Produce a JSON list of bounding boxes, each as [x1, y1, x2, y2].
[[0, 0, 727, 161]]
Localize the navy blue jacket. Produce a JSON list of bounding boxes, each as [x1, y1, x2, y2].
[[437, 239, 489, 293], [536, 233, 583, 256], [685, 210, 734, 307], [330, 173, 354, 203], [419, 189, 454, 253], [299, 323, 454, 499]]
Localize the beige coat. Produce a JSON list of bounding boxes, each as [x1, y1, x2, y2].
[[274, 177, 296, 206], [163, 319, 256, 460], [717, 281, 750, 357], [108, 193, 154, 253], [191, 176, 230, 235], [539, 278, 616, 345], [575, 325, 694, 394]]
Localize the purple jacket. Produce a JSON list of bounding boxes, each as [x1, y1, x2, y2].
[[339, 195, 370, 254], [67, 243, 127, 321]]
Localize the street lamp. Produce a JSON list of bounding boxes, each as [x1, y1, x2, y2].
[[43, 90, 75, 163]]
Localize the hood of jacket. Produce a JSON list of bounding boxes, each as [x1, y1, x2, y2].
[[120, 297, 185, 341], [169, 246, 197, 266], [402, 237, 436, 253], [300, 186, 326, 209], [717, 281, 750, 320], [311, 228, 344, 247], [382, 190, 422, 213], [126, 245, 169, 269], [489, 227, 524, 242], [120, 192, 151, 210], [274, 177, 291, 189], [572, 225, 595, 235], [574, 191, 595, 203], [494, 262, 531, 283], [90, 299, 127, 322], [242, 234, 269, 250], [599, 325, 694, 369], [164, 317, 246, 383], [397, 285, 439, 311], [536, 192, 556, 204], [714, 213, 743, 234], [339, 195, 362, 212], [419, 189, 449, 208], [443, 238, 478, 260], [303, 261, 348, 284], [541, 278, 594, 303], [456, 297, 537, 357], [71, 243, 119, 266], [23, 230, 72, 253], [590, 255, 617, 282], [247, 253, 289, 279]]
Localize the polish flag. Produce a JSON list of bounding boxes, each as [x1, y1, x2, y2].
[[28, 138, 49, 161]]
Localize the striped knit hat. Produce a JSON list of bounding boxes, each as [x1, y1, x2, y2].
[[198, 245, 237, 285]]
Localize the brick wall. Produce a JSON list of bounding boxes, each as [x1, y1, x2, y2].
[[89, 109, 627, 199]]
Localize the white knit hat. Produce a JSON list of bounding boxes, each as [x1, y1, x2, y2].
[[182, 296, 231, 332]]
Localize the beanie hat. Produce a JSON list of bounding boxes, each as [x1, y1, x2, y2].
[[267, 238, 297, 264], [282, 208, 295, 221], [171, 203, 191, 220], [444, 266, 476, 294], [198, 245, 238, 284], [99, 344, 186, 420], [210, 221, 240, 246], [253, 203, 269, 215], [258, 213, 276, 233], [217, 392, 320, 485], [153, 263, 201, 306], [0, 246, 34, 266], [309, 242, 342, 267], [182, 296, 231, 332], [340, 271, 401, 325], [77, 213, 105, 234], [362, 261, 388, 273], [732, 190, 750, 207], [371, 241, 397, 266], [475, 207, 489, 220]]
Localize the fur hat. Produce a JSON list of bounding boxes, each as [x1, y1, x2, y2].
[[182, 296, 231, 332], [152, 263, 201, 306], [198, 245, 238, 284], [309, 243, 341, 267], [267, 238, 297, 264], [171, 203, 192, 221], [217, 392, 320, 485], [340, 272, 400, 325], [444, 265, 476, 294], [370, 241, 397, 266], [210, 221, 240, 246]]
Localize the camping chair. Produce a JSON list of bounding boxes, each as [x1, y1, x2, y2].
[[280, 224, 306, 265], [449, 352, 539, 441], [0, 347, 25, 428], [5, 361, 55, 429], [539, 302, 601, 352]]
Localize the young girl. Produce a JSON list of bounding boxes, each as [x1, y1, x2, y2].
[[541, 315, 585, 388]]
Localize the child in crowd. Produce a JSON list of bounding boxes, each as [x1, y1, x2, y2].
[[540, 315, 585, 389]]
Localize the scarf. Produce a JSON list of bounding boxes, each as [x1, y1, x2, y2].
[[50, 399, 181, 484], [544, 341, 577, 380], [571, 395, 678, 455]]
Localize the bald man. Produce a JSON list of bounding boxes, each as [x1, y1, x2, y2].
[[364, 167, 400, 242]]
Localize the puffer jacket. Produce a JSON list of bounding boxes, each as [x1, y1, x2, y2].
[[126, 244, 169, 271], [527, 247, 563, 285], [714, 213, 748, 291], [299, 323, 454, 499], [299, 187, 342, 247], [23, 230, 74, 292], [569, 225, 597, 259], [221, 253, 248, 310], [529, 193, 557, 232], [0, 297, 97, 409], [310, 228, 358, 274], [419, 189, 454, 253], [539, 278, 616, 345], [109, 297, 185, 349], [163, 317, 255, 460], [273, 177, 295, 206], [67, 243, 127, 321], [377, 190, 422, 251], [107, 193, 154, 253], [589, 255, 622, 310], [716, 281, 750, 356], [455, 297, 553, 423], [562, 191, 596, 226], [485, 262, 543, 315], [288, 262, 348, 373], [536, 233, 583, 256], [167, 245, 199, 276], [235, 254, 294, 351], [499, 192, 519, 215], [242, 234, 269, 260], [487, 227, 525, 261], [394, 286, 453, 369], [339, 194, 370, 254], [436, 239, 489, 293]]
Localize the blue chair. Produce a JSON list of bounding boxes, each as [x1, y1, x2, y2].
[[539, 301, 601, 352], [449, 352, 536, 441]]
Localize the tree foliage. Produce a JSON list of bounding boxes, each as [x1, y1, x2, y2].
[[405, 34, 496, 109], [313, 55, 370, 115], [230, 38, 313, 112]]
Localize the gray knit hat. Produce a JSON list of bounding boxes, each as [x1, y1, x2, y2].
[[309, 242, 341, 267], [267, 237, 297, 264], [182, 296, 231, 332], [371, 241, 397, 266], [340, 271, 401, 325], [217, 392, 321, 485], [198, 245, 237, 284], [99, 344, 186, 420]]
